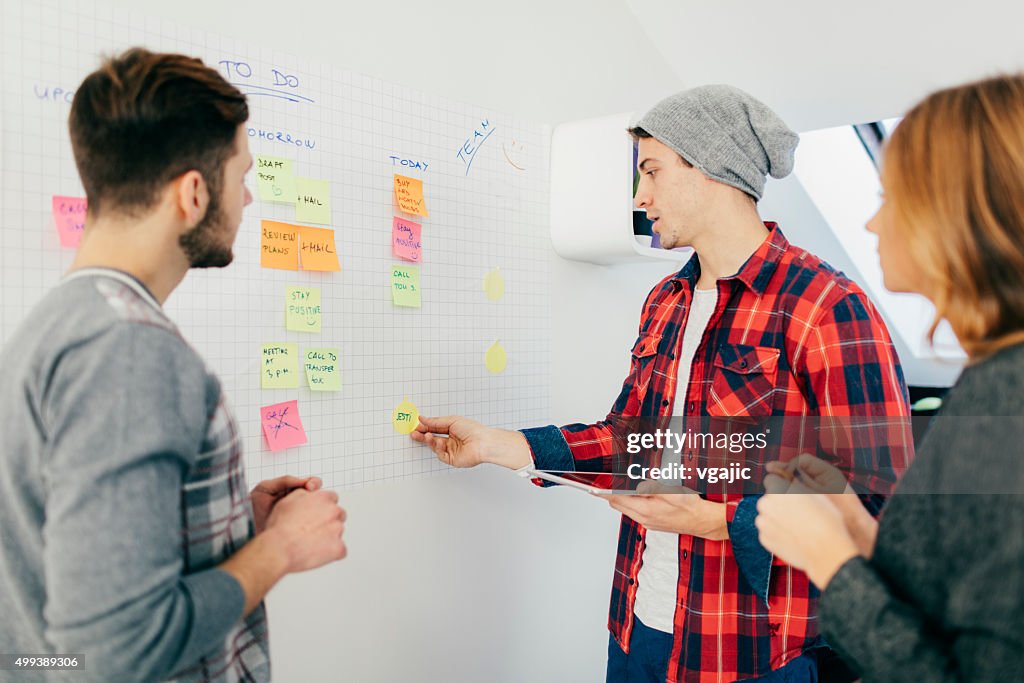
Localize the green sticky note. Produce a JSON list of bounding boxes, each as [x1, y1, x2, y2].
[[262, 343, 299, 389], [295, 177, 331, 225], [305, 347, 341, 391], [391, 264, 421, 308], [256, 156, 297, 203], [285, 286, 322, 333]]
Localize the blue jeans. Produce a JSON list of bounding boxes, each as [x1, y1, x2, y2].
[[606, 617, 821, 683]]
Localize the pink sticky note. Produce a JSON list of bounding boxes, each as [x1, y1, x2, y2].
[[52, 196, 87, 248], [260, 400, 308, 452], [392, 217, 422, 262]]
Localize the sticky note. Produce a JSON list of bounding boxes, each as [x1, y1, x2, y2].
[[52, 195, 87, 248], [392, 398, 420, 435], [255, 155, 297, 203], [285, 287, 322, 333], [262, 343, 299, 389], [393, 174, 429, 217], [485, 340, 507, 374], [305, 347, 341, 391], [298, 226, 341, 272], [483, 267, 504, 301], [260, 400, 308, 451], [392, 217, 422, 262], [295, 177, 331, 224], [391, 264, 421, 308], [261, 220, 300, 270]]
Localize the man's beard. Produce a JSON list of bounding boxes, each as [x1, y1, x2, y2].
[[179, 191, 233, 268]]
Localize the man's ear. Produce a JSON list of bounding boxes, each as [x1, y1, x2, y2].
[[173, 170, 209, 229]]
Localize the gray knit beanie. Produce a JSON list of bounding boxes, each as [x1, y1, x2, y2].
[[635, 85, 799, 201]]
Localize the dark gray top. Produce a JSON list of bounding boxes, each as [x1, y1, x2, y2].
[[820, 343, 1024, 681]]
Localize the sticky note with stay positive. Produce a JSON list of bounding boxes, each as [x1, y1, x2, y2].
[[255, 155, 297, 203], [261, 343, 299, 389], [298, 226, 341, 272], [393, 174, 429, 217], [261, 220, 300, 270], [304, 347, 341, 391], [285, 287, 322, 333], [52, 195, 87, 248], [295, 177, 331, 224], [260, 400, 308, 451], [391, 264, 421, 308], [392, 217, 422, 262]]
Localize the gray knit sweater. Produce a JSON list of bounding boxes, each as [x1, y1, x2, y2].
[[820, 343, 1024, 681]]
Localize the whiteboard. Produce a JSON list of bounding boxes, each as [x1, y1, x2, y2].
[[0, 0, 553, 489]]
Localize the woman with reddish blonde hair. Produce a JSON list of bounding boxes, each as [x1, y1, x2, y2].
[[756, 74, 1024, 681]]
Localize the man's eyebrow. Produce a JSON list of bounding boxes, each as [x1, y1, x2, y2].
[[638, 158, 654, 171]]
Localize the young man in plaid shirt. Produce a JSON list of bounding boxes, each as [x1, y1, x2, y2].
[[0, 49, 348, 682], [413, 85, 912, 682]]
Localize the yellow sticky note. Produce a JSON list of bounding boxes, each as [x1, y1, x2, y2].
[[485, 340, 507, 374], [391, 264, 421, 308], [295, 177, 331, 225], [393, 174, 429, 217], [285, 287, 321, 333], [305, 347, 341, 391], [298, 226, 341, 272], [483, 267, 504, 301], [392, 398, 420, 435], [255, 155, 297, 203], [261, 220, 300, 270], [262, 343, 299, 389]]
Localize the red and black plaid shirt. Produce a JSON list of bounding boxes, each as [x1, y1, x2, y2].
[[522, 225, 912, 682]]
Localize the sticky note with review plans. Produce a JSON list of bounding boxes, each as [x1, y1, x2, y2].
[[285, 287, 322, 333], [255, 155, 297, 203], [261, 400, 308, 452], [393, 174, 429, 217], [305, 347, 341, 391], [262, 343, 299, 389], [295, 177, 331, 224], [52, 195, 87, 248], [261, 220, 300, 270], [392, 217, 422, 262], [392, 398, 420, 435], [391, 264, 421, 308], [298, 226, 341, 272]]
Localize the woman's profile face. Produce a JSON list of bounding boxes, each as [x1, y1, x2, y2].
[[866, 173, 929, 298]]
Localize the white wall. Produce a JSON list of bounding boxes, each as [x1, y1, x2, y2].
[[91, 1, 1024, 680]]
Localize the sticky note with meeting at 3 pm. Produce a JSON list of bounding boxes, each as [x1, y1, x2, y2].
[[392, 217, 422, 262], [52, 195, 87, 248], [261, 220, 300, 270], [391, 264, 421, 308], [305, 347, 341, 391], [295, 177, 331, 224], [260, 400, 308, 452], [262, 343, 299, 389], [298, 226, 341, 272], [285, 287, 322, 333], [393, 174, 429, 217], [255, 155, 297, 203]]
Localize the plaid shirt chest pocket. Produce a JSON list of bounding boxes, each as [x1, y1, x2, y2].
[[708, 344, 781, 421], [620, 332, 662, 415]]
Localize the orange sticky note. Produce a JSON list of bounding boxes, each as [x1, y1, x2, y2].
[[260, 400, 308, 452], [393, 174, 429, 217], [52, 195, 87, 248], [298, 226, 341, 272], [261, 220, 300, 270]]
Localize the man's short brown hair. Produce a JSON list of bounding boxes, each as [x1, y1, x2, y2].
[[69, 47, 248, 216]]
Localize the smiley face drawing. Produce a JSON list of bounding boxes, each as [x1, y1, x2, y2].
[[502, 138, 527, 171]]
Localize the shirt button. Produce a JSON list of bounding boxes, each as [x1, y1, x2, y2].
[[628, 578, 635, 585], [687, 454, 694, 461], [682, 550, 688, 560], [662, 399, 670, 407], [740, 359, 748, 368], [669, 352, 676, 360], [688, 401, 695, 412]]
